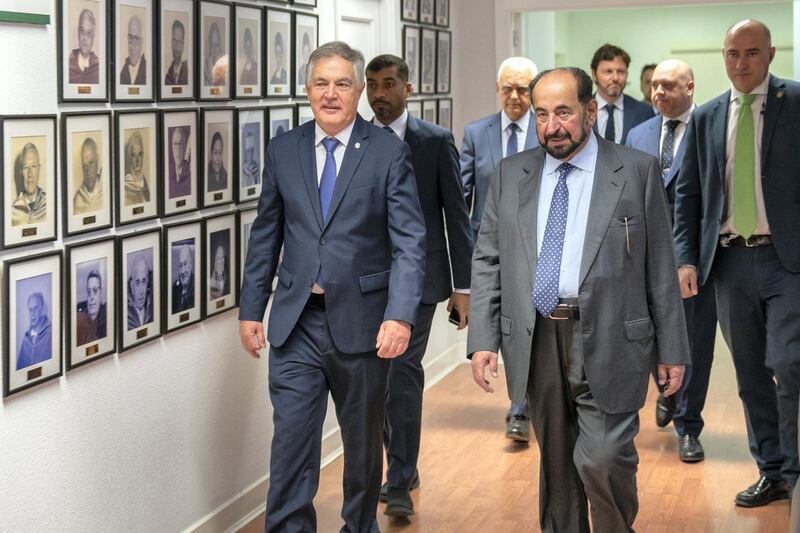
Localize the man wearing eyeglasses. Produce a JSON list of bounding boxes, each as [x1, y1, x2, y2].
[[460, 56, 539, 443], [120, 15, 147, 85]]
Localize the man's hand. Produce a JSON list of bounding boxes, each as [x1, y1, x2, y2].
[[678, 266, 698, 299], [471, 351, 498, 393], [447, 292, 470, 330], [239, 320, 266, 359], [657, 364, 685, 397], [376, 320, 412, 358]]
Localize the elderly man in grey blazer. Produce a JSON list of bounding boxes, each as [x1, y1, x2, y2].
[[468, 67, 689, 532]]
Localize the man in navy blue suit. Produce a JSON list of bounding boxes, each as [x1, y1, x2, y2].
[[626, 59, 717, 463], [366, 54, 473, 517], [239, 41, 427, 532], [460, 56, 539, 442], [591, 44, 654, 145], [674, 19, 800, 508]]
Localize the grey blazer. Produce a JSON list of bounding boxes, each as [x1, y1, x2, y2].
[[467, 136, 690, 414]]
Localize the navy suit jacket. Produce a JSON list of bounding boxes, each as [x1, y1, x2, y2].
[[460, 111, 539, 234], [594, 94, 655, 145], [674, 75, 800, 285], [625, 113, 689, 213], [403, 114, 474, 304], [239, 115, 427, 353]]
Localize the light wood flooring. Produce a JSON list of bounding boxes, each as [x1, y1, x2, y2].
[[240, 334, 791, 532]]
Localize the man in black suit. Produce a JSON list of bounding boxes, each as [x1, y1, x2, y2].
[[590, 44, 654, 144], [366, 54, 473, 517], [164, 19, 188, 86], [674, 18, 800, 507], [120, 15, 147, 85]]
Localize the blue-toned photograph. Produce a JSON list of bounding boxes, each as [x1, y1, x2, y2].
[[270, 118, 289, 139], [16, 273, 53, 370], [171, 238, 196, 314], [240, 122, 261, 187], [75, 258, 108, 346], [126, 248, 154, 330], [208, 229, 230, 300]]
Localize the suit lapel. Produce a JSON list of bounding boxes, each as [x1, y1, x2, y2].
[[299, 123, 324, 230], [324, 116, 370, 229], [644, 118, 661, 158], [487, 113, 503, 168], [621, 95, 634, 143], [761, 75, 784, 172], [403, 114, 422, 165], [523, 111, 538, 149], [579, 139, 624, 287], [711, 93, 729, 182], [518, 150, 544, 274]]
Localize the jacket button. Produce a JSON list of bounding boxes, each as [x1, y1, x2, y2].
[[320, 237, 327, 246]]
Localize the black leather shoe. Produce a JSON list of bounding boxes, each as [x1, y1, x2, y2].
[[655, 393, 676, 428], [380, 469, 420, 503], [384, 489, 414, 517], [505, 415, 530, 442], [735, 476, 791, 507], [678, 434, 705, 463]]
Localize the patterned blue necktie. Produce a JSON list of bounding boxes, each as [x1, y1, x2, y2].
[[660, 119, 680, 184], [316, 137, 339, 288], [532, 162, 575, 317], [506, 123, 519, 156]]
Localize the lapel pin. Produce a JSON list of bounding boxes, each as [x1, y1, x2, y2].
[[355, 142, 361, 149], [777, 89, 785, 99]]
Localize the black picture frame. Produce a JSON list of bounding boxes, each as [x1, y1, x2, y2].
[[162, 220, 203, 333], [401, 0, 419, 23], [267, 105, 295, 141], [203, 212, 238, 318], [437, 97, 452, 131], [435, 0, 449, 27], [3, 250, 63, 397], [422, 99, 437, 124], [157, 0, 197, 102], [265, 7, 292, 98], [65, 236, 117, 370], [419, 0, 434, 24], [161, 108, 199, 217], [200, 106, 237, 208], [234, 3, 264, 99], [57, 0, 110, 103], [237, 106, 266, 204], [436, 29, 451, 94], [420, 27, 436, 94], [407, 100, 422, 120], [292, 11, 318, 98], [61, 111, 114, 237], [0, 114, 58, 250], [111, 0, 156, 103], [402, 25, 421, 95], [114, 109, 160, 226], [117, 228, 163, 352], [197, 0, 234, 101]]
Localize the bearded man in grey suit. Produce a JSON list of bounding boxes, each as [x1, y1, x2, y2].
[[468, 67, 689, 532]]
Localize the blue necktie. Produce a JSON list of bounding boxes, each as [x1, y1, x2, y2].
[[532, 162, 575, 317], [660, 119, 680, 184], [506, 123, 519, 156], [316, 137, 339, 288], [604, 104, 616, 142]]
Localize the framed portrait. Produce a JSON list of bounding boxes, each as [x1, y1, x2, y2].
[[265, 8, 292, 98], [237, 107, 265, 203], [58, 0, 109, 102], [61, 111, 113, 237], [293, 12, 318, 98], [3, 251, 63, 397], [201, 107, 236, 208], [115, 110, 159, 226], [66, 237, 116, 370], [112, 0, 155, 102], [204, 213, 237, 317], [420, 27, 436, 94], [235, 4, 263, 99], [163, 221, 202, 332], [402, 26, 421, 95], [158, 0, 195, 101], [407, 100, 422, 120], [435, 0, 449, 26], [268, 106, 295, 140], [295, 104, 313, 126], [198, 0, 233, 101], [436, 30, 451, 94], [422, 99, 437, 124], [293, 0, 317, 7], [161, 108, 198, 217], [401, 0, 418, 22], [419, 0, 433, 24], [118, 229, 162, 352], [1, 115, 57, 250], [238, 206, 256, 272], [437, 98, 452, 131]]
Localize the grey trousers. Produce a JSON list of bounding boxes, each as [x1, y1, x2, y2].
[[528, 313, 640, 533]]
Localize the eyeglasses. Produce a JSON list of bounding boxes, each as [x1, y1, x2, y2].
[[500, 85, 531, 97], [127, 34, 143, 45]]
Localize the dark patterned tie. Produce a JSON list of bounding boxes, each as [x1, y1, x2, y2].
[[383, 126, 396, 135], [506, 123, 519, 156], [604, 104, 616, 141], [660, 119, 680, 184]]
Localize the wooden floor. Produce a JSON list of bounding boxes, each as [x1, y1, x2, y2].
[[240, 334, 791, 532]]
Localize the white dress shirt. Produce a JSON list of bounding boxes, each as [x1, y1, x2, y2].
[[720, 76, 770, 236], [659, 104, 695, 159], [501, 110, 530, 158], [595, 94, 624, 144], [537, 132, 598, 298], [374, 109, 408, 139], [127, 60, 142, 84]]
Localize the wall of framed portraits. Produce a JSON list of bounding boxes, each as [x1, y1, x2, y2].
[[0, 0, 470, 531]]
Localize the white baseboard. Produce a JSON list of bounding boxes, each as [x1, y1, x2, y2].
[[188, 341, 467, 533]]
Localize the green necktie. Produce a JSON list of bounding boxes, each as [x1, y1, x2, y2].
[[733, 94, 757, 239]]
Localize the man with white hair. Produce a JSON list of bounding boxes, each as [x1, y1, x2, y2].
[[461, 56, 539, 442]]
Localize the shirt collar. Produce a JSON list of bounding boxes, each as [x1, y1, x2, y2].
[[595, 93, 624, 110], [501, 110, 530, 134], [543, 130, 599, 176], [78, 51, 90, 70], [315, 118, 356, 149], [730, 75, 769, 101], [661, 103, 695, 126], [373, 109, 408, 138]]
